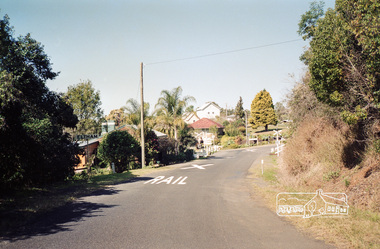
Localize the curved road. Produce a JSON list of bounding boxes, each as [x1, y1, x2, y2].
[[2, 146, 333, 248]]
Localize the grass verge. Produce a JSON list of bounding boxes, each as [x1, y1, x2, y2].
[[248, 153, 380, 249]]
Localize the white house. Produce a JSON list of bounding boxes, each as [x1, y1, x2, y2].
[[196, 102, 222, 120], [183, 112, 200, 124]]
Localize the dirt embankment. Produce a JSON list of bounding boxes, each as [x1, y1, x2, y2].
[[279, 117, 380, 212]]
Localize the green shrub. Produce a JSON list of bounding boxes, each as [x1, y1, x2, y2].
[[184, 149, 194, 161], [228, 144, 240, 149], [221, 135, 235, 147], [224, 124, 240, 136], [98, 131, 140, 173]]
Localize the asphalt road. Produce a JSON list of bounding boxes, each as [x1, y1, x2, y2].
[[1, 146, 333, 249]]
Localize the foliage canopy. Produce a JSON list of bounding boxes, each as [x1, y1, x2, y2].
[[0, 15, 79, 188], [234, 96, 245, 120], [97, 131, 140, 173], [155, 86, 195, 140], [250, 90, 277, 131], [64, 80, 103, 135], [299, 0, 380, 127]]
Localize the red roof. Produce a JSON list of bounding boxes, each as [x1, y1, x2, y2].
[[188, 118, 224, 129]]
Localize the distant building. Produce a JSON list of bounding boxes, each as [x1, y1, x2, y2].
[[75, 124, 167, 171], [189, 118, 224, 145], [226, 114, 236, 122], [196, 102, 222, 120], [183, 112, 201, 124]]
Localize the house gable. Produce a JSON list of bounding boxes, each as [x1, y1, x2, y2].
[[183, 112, 200, 124], [196, 102, 222, 120]]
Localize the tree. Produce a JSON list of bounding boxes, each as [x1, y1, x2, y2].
[[97, 130, 140, 173], [0, 15, 79, 188], [185, 105, 195, 113], [299, 0, 380, 141], [297, 1, 325, 40], [178, 124, 197, 150], [250, 90, 277, 131], [123, 98, 151, 127], [64, 80, 103, 136], [234, 96, 245, 119], [155, 86, 195, 140], [274, 101, 289, 122], [286, 72, 335, 130], [105, 108, 127, 127]]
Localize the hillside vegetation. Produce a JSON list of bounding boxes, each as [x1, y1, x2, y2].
[[279, 0, 380, 213]]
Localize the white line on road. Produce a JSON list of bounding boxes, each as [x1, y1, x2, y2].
[[181, 164, 214, 170]]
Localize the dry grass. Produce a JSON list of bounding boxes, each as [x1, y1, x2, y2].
[[249, 155, 380, 248], [289, 208, 380, 249], [248, 116, 380, 248], [280, 117, 349, 180]]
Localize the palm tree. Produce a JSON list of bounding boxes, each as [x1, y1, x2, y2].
[[154, 86, 195, 140], [123, 98, 151, 127]]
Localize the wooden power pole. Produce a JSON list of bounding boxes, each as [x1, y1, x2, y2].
[[140, 62, 145, 168]]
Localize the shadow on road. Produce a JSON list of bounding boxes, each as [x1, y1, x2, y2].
[[0, 176, 154, 242], [2, 200, 116, 242]]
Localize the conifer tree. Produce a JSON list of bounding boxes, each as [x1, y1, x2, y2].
[[250, 90, 277, 131], [234, 96, 245, 119]]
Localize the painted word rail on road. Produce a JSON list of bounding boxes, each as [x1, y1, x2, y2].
[[144, 176, 188, 185]]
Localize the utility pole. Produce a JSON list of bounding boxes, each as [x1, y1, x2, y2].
[[140, 62, 145, 168], [245, 110, 248, 145]]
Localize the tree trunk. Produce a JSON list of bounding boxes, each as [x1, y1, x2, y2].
[[174, 126, 179, 155], [265, 124, 268, 131]]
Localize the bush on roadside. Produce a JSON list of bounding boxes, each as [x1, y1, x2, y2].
[[221, 135, 235, 147], [280, 117, 349, 181], [97, 131, 140, 173]]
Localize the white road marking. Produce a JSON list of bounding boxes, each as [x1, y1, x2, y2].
[[181, 164, 214, 170], [144, 176, 188, 185], [144, 176, 165, 184], [157, 176, 174, 184]]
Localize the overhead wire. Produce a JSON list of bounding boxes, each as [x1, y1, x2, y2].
[[145, 38, 303, 66]]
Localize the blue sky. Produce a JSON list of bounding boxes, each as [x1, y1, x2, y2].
[[1, 0, 335, 115]]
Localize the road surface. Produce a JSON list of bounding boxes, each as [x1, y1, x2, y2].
[[1, 146, 333, 248]]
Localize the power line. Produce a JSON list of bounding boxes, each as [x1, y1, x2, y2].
[[146, 38, 303, 65]]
